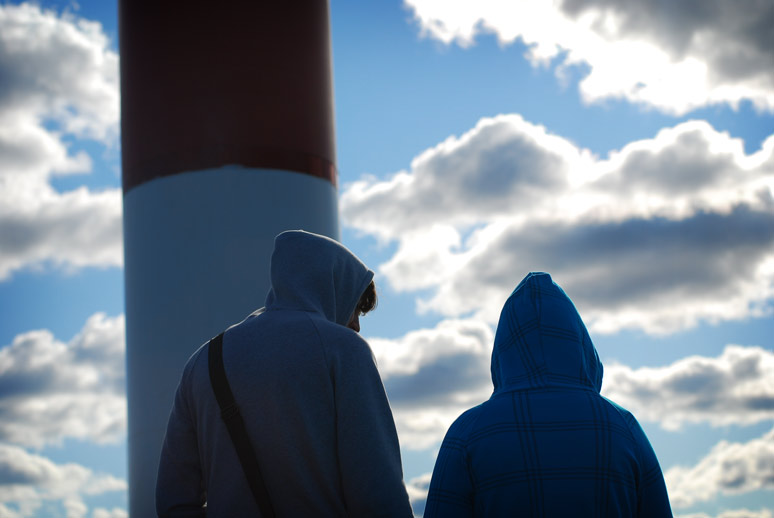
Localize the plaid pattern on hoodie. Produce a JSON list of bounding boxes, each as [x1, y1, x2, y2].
[[425, 272, 672, 517]]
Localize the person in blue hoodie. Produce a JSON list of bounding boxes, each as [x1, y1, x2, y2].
[[156, 230, 413, 517], [424, 272, 672, 517]]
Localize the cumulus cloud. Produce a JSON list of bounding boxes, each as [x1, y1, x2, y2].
[[0, 313, 126, 448], [344, 115, 589, 241], [0, 443, 126, 518], [666, 427, 774, 508], [406, 472, 432, 517], [603, 345, 774, 430], [403, 0, 774, 114], [0, 3, 122, 280], [370, 318, 494, 449], [342, 115, 774, 335]]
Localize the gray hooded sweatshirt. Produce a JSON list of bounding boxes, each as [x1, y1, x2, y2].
[[156, 230, 412, 517]]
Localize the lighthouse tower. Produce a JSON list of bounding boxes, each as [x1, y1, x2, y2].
[[119, 2, 339, 515]]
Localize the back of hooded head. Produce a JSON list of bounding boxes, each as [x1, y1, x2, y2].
[[264, 230, 374, 327], [490, 272, 603, 394]]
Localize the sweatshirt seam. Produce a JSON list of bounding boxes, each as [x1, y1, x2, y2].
[[460, 406, 485, 512], [304, 312, 330, 366], [178, 345, 208, 488], [601, 397, 639, 445], [185, 345, 206, 422], [602, 397, 647, 505], [304, 312, 349, 513]]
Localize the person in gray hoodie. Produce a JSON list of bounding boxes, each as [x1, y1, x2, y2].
[[156, 230, 413, 517]]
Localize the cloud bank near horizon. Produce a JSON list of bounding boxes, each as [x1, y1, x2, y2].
[[369, 313, 773, 449]]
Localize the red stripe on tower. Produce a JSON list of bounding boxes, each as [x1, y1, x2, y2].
[[121, 1, 336, 191]]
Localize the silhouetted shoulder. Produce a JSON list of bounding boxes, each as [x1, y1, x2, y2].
[[600, 395, 643, 443], [443, 402, 488, 444], [304, 313, 375, 364]]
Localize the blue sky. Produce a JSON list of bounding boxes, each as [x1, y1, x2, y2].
[[0, 1, 772, 517]]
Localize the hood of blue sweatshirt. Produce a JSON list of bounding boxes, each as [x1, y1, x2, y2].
[[490, 272, 603, 394], [264, 230, 375, 327]]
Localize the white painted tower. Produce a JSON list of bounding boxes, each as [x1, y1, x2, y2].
[[119, 2, 339, 515]]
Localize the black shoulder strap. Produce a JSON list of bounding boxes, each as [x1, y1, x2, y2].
[[208, 332, 276, 517]]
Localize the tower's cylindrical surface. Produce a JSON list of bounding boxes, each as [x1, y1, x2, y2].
[[119, 2, 339, 515]]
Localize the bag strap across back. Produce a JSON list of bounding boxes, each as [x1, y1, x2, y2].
[[208, 332, 276, 517]]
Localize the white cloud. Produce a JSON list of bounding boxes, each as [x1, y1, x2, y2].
[[0, 503, 22, 518], [603, 345, 774, 430], [370, 318, 493, 449], [406, 472, 431, 517], [343, 115, 592, 241], [0, 3, 122, 281], [403, 0, 774, 114], [0, 443, 126, 518], [342, 115, 774, 335], [0, 313, 126, 448], [0, 4, 118, 140], [666, 427, 774, 508]]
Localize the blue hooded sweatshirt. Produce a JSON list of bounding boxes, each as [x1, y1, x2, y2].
[[156, 230, 412, 517], [424, 272, 672, 517]]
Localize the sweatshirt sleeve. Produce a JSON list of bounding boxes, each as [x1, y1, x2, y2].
[[156, 358, 207, 518], [329, 334, 413, 517], [626, 414, 673, 518], [424, 417, 475, 518]]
